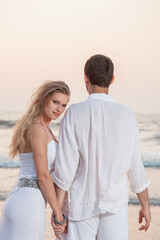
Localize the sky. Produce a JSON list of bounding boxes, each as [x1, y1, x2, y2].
[[0, 0, 160, 114]]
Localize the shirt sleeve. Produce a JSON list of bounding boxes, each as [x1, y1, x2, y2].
[[51, 106, 79, 191], [127, 114, 150, 193]]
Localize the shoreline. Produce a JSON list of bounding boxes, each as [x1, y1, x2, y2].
[[1, 167, 160, 205]]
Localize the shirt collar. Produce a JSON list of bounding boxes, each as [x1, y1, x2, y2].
[[87, 93, 115, 102]]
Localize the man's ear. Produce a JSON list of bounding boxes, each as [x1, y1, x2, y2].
[[110, 75, 115, 85], [84, 74, 89, 84]]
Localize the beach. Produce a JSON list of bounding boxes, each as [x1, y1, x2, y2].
[[0, 200, 159, 240], [0, 168, 160, 240], [0, 113, 160, 239]]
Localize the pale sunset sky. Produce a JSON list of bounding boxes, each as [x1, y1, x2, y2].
[[0, 0, 160, 114]]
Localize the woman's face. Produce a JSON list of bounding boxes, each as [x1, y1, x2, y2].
[[44, 92, 69, 120]]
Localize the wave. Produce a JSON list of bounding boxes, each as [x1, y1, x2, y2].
[[0, 120, 60, 129], [0, 159, 160, 169], [0, 160, 20, 168], [129, 198, 160, 206], [0, 194, 159, 206], [142, 134, 160, 143], [0, 120, 17, 129], [0, 195, 7, 201], [154, 134, 160, 141], [143, 160, 160, 168]]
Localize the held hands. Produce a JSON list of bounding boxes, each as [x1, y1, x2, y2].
[[51, 212, 67, 240], [138, 207, 151, 232]]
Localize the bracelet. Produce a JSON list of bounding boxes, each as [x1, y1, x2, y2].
[[53, 214, 66, 225]]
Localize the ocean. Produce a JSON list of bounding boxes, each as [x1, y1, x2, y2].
[[0, 111, 160, 205]]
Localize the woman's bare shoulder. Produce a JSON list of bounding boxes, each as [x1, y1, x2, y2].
[[31, 122, 48, 141]]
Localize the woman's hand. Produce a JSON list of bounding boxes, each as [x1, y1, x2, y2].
[[51, 212, 68, 240]]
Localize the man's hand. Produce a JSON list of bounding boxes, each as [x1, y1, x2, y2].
[[136, 188, 151, 232], [51, 212, 67, 240], [138, 207, 151, 231]]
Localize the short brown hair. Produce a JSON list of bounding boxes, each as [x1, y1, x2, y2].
[[84, 54, 114, 87]]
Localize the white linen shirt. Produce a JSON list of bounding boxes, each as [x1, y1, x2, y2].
[[52, 93, 149, 221]]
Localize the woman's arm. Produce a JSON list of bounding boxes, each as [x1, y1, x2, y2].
[[31, 124, 64, 223], [51, 185, 67, 238]]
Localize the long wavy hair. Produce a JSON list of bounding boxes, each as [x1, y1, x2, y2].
[[9, 80, 70, 158]]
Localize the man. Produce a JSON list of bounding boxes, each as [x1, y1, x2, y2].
[[52, 54, 151, 240]]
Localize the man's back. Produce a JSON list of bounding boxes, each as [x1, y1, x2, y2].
[[52, 93, 149, 220]]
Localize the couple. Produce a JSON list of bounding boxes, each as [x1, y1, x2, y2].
[[0, 54, 151, 240]]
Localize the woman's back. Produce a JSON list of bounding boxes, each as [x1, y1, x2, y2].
[[18, 139, 57, 180]]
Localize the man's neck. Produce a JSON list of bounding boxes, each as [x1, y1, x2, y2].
[[87, 85, 109, 95]]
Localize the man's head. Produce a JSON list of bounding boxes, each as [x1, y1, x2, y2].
[[84, 54, 114, 89]]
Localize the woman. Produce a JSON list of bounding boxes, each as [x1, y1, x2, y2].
[[0, 80, 70, 240]]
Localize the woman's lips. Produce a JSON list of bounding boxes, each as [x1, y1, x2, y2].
[[53, 112, 59, 117]]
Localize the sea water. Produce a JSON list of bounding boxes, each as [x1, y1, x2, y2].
[[0, 111, 160, 205]]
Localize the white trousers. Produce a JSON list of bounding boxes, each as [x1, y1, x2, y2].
[[0, 187, 46, 240], [61, 204, 128, 240]]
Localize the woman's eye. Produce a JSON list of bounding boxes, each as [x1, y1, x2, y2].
[[53, 100, 58, 104], [62, 104, 67, 108]]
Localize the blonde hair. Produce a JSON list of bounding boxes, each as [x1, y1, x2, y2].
[[9, 80, 70, 158]]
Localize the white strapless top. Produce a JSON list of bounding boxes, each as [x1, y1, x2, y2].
[[18, 140, 58, 180]]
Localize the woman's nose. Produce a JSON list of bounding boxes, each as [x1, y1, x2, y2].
[[56, 105, 61, 112]]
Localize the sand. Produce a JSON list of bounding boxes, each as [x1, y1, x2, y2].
[[0, 201, 160, 240], [0, 168, 160, 239]]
